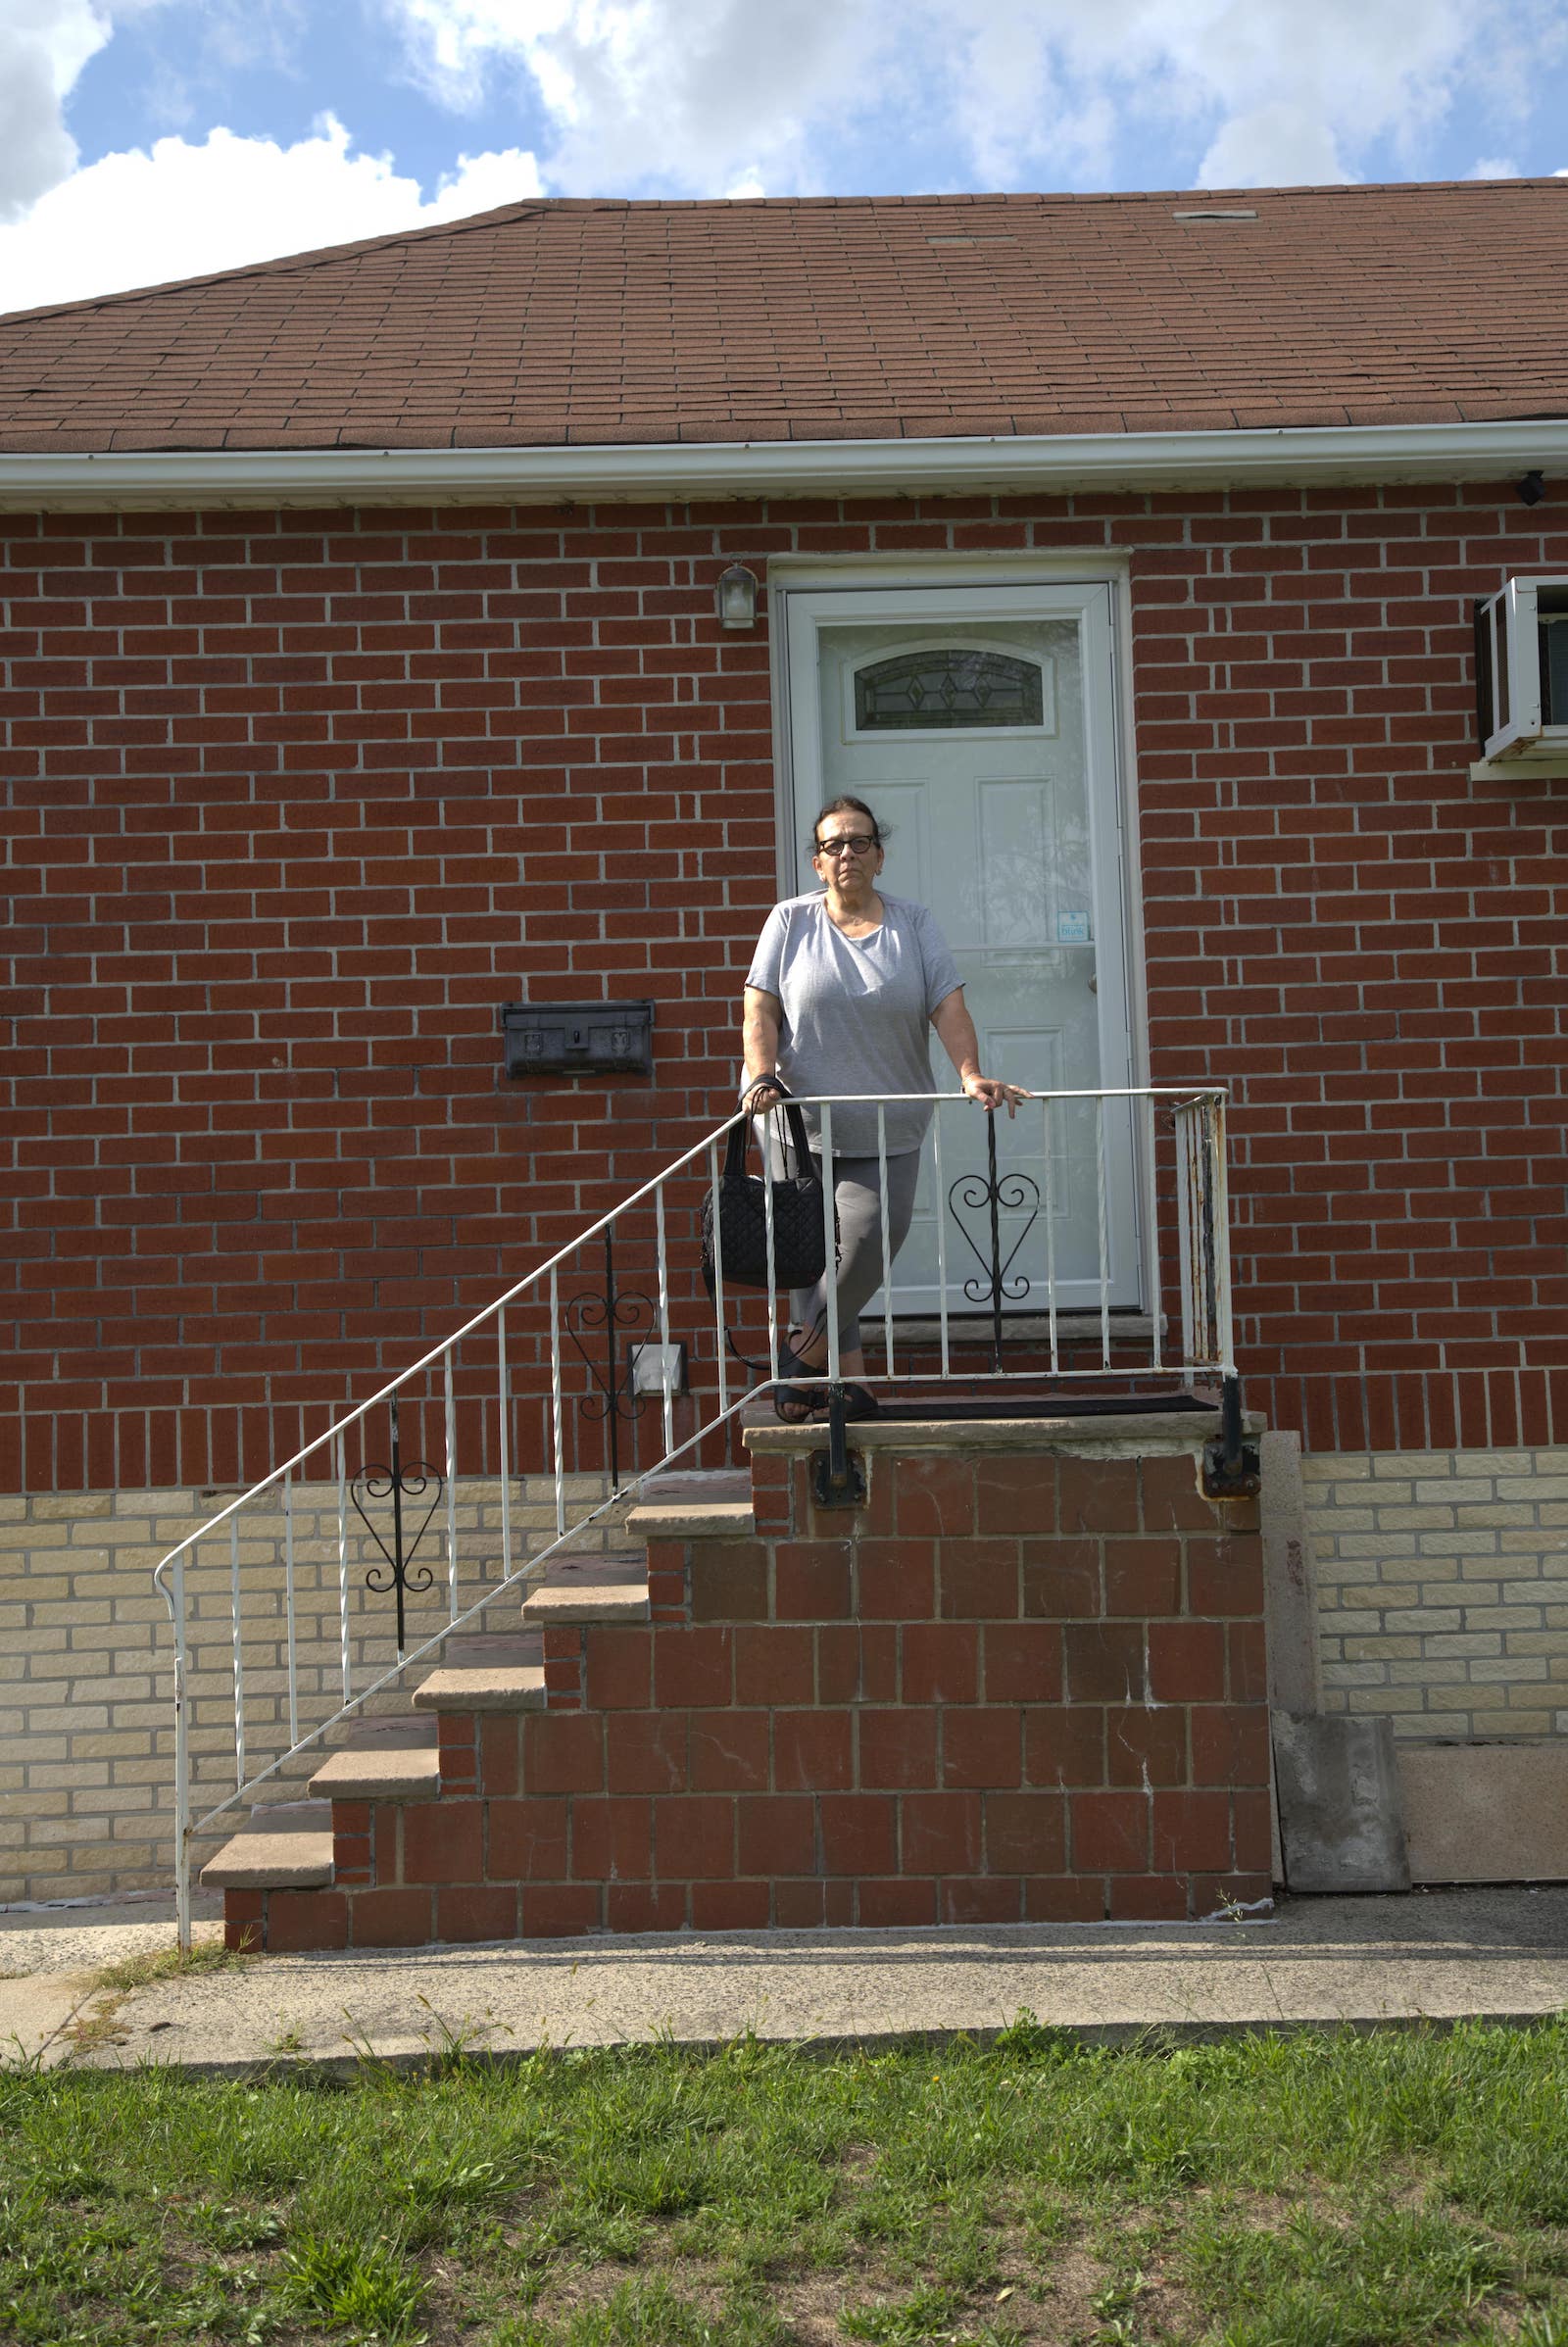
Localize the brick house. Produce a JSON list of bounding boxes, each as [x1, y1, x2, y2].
[[4, 178, 1568, 1926]]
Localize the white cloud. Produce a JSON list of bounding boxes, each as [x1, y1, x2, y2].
[[1196, 100, 1353, 190], [386, 0, 1566, 195], [387, 0, 881, 194], [0, 0, 112, 220], [1467, 156, 1520, 177], [0, 115, 542, 315], [924, 0, 1517, 190]]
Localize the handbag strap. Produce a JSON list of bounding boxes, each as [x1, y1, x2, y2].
[[726, 1079, 818, 1184]]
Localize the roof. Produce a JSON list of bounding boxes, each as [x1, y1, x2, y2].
[[1, 181, 1565, 458]]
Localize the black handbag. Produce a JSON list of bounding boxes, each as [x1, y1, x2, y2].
[[701, 1086, 835, 1296]]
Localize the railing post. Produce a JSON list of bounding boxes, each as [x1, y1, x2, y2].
[[388, 1395, 407, 1654], [932, 1099, 951, 1377], [1143, 1093, 1163, 1376], [985, 1110, 1004, 1373], [1094, 1092, 1110, 1368], [497, 1305, 513, 1582], [171, 1549, 191, 1953], [229, 1517, 245, 1793], [814, 1102, 864, 1509], [444, 1347, 459, 1622], [1208, 1091, 1234, 1377], [335, 1429, 351, 1705], [1041, 1095, 1058, 1373], [876, 1104, 894, 1378], [549, 1272, 565, 1539], [283, 1470, 299, 1751], [655, 1181, 675, 1460], [603, 1228, 621, 1492], [761, 1114, 780, 1383], [818, 1100, 840, 1381], [708, 1136, 728, 1436], [1200, 1091, 1258, 1496]]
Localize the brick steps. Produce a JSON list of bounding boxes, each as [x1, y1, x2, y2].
[[215, 1415, 1275, 1953], [202, 1632, 546, 1897]]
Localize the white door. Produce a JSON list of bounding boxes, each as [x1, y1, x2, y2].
[[781, 581, 1139, 1315]]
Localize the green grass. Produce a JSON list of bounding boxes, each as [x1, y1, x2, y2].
[[5, 2016, 1568, 2344]]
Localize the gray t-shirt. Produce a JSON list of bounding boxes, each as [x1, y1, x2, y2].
[[745, 891, 963, 1154]]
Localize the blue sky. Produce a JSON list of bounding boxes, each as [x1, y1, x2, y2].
[[3, 0, 1567, 315]]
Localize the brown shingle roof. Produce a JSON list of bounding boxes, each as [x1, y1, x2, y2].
[[1, 181, 1564, 456]]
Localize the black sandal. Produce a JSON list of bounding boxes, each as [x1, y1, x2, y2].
[[783, 1380, 881, 1426], [772, 1340, 828, 1424], [813, 1382, 879, 1423]]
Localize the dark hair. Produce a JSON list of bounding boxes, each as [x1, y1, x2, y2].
[[809, 795, 885, 856]]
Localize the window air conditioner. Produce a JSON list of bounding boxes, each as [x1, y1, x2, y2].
[[1474, 574, 1568, 761]]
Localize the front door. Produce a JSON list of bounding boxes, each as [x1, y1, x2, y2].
[[781, 580, 1139, 1316]]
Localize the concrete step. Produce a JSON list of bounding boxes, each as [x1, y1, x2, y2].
[[521, 1549, 650, 1625], [625, 1496, 755, 1540], [309, 1717, 441, 1803], [639, 1469, 753, 1507], [628, 1465, 756, 1540], [411, 1631, 547, 1713], [200, 1799, 334, 1891]]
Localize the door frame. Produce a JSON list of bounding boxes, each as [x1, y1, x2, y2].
[[765, 556, 1152, 1313]]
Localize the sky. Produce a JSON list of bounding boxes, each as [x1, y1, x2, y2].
[[2, 0, 1567, 317]]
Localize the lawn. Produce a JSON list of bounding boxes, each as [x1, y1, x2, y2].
[[5, 2016, 1568, 2346]]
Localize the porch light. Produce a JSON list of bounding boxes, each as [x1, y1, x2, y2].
[[715, 562, 760, 629]]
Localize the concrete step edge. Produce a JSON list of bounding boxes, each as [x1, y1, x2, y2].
[[624, 1500, 756, 1539], [520, 1582, 651, 1624], [308, 1746, 444, 1802], [201, 1801, 335, 1891], [411, 1662, 548, 1712], [520, 1552, 650, 1623]]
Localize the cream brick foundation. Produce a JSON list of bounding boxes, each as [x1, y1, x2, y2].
[[1304, 1447, 1568, 1741], [0, 1476, 615, 1906]]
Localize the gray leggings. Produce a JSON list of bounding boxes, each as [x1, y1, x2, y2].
[[787, 1149, 921, 1357]]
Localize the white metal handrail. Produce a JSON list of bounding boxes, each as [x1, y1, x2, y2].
[[155, 1084, 1232, 1944]]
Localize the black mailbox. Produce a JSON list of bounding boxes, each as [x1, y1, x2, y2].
[[501, 1000, 655, 1078]]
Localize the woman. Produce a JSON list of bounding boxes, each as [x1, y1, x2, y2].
[[742, 794, 1024, 1422]]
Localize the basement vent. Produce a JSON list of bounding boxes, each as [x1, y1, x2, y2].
[[1171, 208, 1258, 222]]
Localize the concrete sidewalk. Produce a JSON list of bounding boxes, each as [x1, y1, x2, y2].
[[4, 1886, 1567, 2074]]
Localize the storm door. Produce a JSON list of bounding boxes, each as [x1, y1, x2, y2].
[[780, 581, 1139, 1315]]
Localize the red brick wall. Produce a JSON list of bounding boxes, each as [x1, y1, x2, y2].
[[4, 485, 1566, 1491]]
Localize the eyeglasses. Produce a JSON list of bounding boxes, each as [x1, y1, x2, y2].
[[814, 835, 878, 858]]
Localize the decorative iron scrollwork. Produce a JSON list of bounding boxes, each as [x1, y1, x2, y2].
[[947, 1113, 1041, 1371], [563, 1230, 656, 1491], [351, 1394, 443, 1652]]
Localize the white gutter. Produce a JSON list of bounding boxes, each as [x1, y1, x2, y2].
[[0, 418, 1563, 510]]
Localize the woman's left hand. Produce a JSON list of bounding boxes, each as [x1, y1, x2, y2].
[[962, 1074, 1028, 1118]]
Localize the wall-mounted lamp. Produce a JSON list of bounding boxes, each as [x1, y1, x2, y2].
[[715, 562, 760, 629]]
